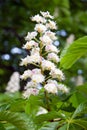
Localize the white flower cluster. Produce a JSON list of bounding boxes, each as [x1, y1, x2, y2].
[[6, 72, 20, 93], [20, 11, 68, 98]]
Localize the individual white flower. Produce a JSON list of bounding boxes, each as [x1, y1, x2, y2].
[[32, 74, 45, 83], [20, 70, 32, 80], [45, 44, 59, 53], [20, 53, 41, 66], [6, 72, 20, 93], [57, 84, 69, 93], [30, 53, 41, 64], [25, 81, 38, 89], [25, 31, 37, 41], [44, 82, 58, 94], [45, 31, 57, 40], [40, 35, 53, 45], [40, 11, 54, 19], [32, 68, 41, 74], [31, 68, 45, 83], [46, 20, 57, 30], [23, 40, 38, 50], [23, 88, 39, 98], [34, 24, 47, 33], [47, 79, 58, 86], [47, 53, 60, 63], [31, 14, 46, 23], [30, 47, 40, 55], [41, 59, 56, 71], [50, 68, 65, 81], [20, 55, 30, 66]]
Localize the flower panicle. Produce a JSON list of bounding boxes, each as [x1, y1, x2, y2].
[[20, 11, 69, 98]]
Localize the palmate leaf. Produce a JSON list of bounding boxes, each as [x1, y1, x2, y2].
[[69, 91, 87, 108], [39, 122, 58, 130], [72, 102, 87, 119], [69, 83, 87, 108], [60, 36, 87, 69], [0, 110, 35, 130], [73, 119, 87, 129], [58, 124, 67, 130]]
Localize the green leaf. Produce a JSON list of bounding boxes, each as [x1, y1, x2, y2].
[[10, 99, 26, 112], [25, 95, 40, 116], [72, 102, 87, 119], [0, 110, 35, 130], [39, 122, 58, 130], [35, 111, 60, 123], [0, 123, 5, 130], [60, 36, 87, 69], [73, 119, 87, 129], [76, 83, 87, 95], [69, 91, 87, 108], [68, 123, 82, 130], [58, 124, 67, 130]]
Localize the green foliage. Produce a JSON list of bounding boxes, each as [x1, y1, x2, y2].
[[72, 102, 87, 119], [60, 36, 87, 69], [0, 110, 34, 130], [0, 94, 36, 130], [39, 122, 58, 130], [0, 86, 87, 129]]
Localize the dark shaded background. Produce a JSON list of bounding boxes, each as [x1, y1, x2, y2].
[[0, 0, 87, 91]]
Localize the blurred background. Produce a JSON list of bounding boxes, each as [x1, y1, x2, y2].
[[0, 0, 87, 92]]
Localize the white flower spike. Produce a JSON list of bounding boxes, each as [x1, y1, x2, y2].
[[20, 11, 68, 98]]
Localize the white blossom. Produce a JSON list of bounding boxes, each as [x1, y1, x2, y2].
[[23, 88, 39, 98], [47, 53, 60, 63], [21, 68, 44, 83], [32, 74, 45, 83], [44, 83, 58, 94], [20, 70, 32, 80], [20, 53, 41, 66], [45, 31, 57, 40], [25, 81, 38, 89], [46, 20, 57, 30], [47, 79, 58, 85], [6, 72, 20, 93], [25, 31, 37, 41], [50, 68, 65, 81], [31, 69, 45, 83], [45, 44, 59, 53], [23, 40, 38, 50], [31, 14, 46, 23], [34, 24, 47, 33], [32, 68, 41, 74], [40, 35, 53, 45], [30, 47, 40, 55], [40, 11, 54, 19], [20, 11, 68, 97], [30, 53, 41, 64], [41, 59, 56, 71], [20, 55, 30, 66], [57, 84, 69, 93]]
